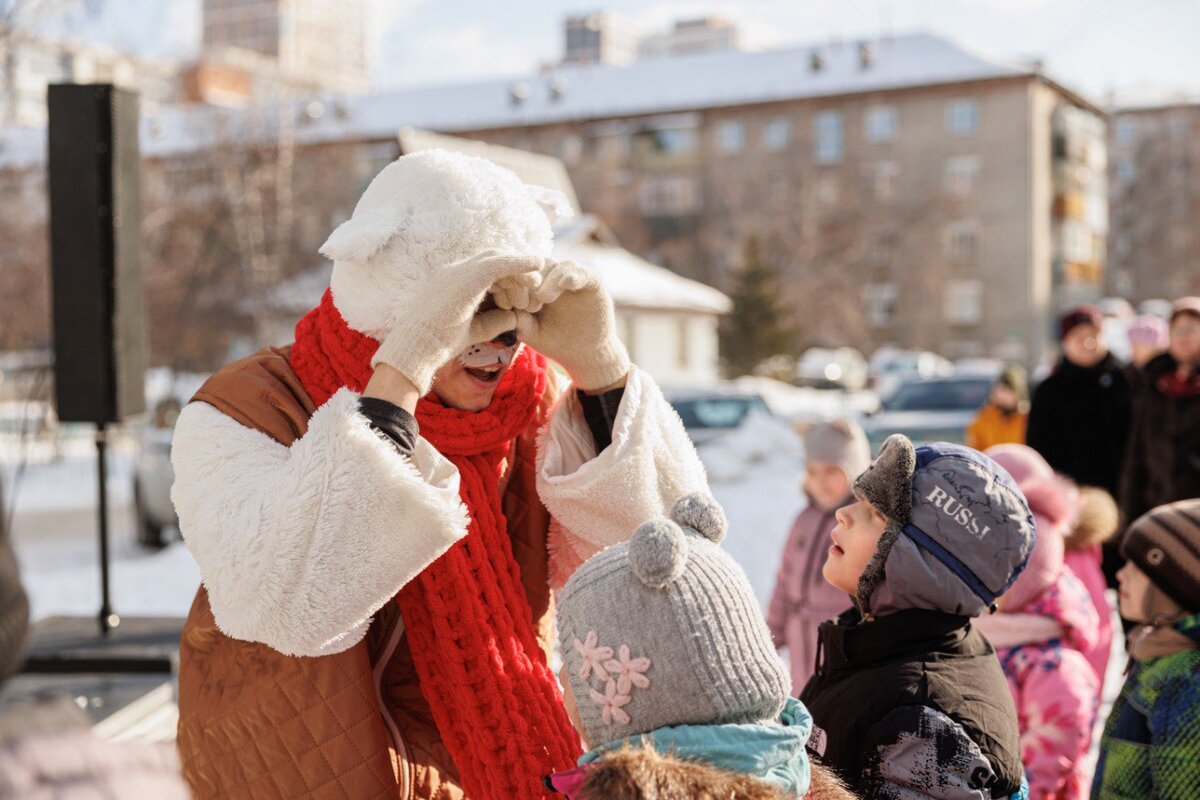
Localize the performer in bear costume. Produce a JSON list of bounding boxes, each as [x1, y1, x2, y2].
[[170, 150, 708, 800]]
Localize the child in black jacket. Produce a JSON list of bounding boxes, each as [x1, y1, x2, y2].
[[800, 435, 1035, 800]]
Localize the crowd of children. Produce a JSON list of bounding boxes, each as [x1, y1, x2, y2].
[[547, 417, 1198, 797]]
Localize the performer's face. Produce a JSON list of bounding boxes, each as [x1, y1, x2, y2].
[[432, 297, 520, 412]]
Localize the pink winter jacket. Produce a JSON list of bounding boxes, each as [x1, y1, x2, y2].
[[1063, 544, 1113, 689], [983, 572, 1101, 800], [766, 496, 851, 691]]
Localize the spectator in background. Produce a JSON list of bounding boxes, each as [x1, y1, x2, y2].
[[1120, 297, 1200, 531], [1027, 305, 1133, 585], [1127, 314, 1170, 369], [767, 419, 871, 690], [978, 445, 1100, 800], [965, 364, 1029, 451]]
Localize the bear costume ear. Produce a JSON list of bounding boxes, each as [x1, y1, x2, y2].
[[527, 185, 574, 227], [319, 207, 406, 263], [671, 493, 728, 544], [628, 519, 689, 589]]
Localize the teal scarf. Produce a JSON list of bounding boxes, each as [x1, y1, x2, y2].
[[579, 697, 812, 795]]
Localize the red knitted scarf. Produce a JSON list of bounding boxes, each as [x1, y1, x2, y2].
[[290, 289, 581, 799]]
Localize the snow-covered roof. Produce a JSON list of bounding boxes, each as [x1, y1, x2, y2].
[[0, 32, 1051, 168], [292, 33, 1035, 141], [554, 215, 731, 315]]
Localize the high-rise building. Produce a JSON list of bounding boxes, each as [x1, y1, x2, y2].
[[638, 17, 741, 60], [563, 11, 642, 67], [201, 0, 368, 93]]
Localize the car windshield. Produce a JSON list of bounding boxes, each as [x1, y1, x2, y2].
[[882, 379, 991, 412], [671, 396, 768, 429]]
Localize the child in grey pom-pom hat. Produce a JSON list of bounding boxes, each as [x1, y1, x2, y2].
[[545, 494, 856, 800], [799, 434, 1035, 800]]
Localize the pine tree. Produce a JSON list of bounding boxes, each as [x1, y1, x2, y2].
[[719, 236, 796, 378]]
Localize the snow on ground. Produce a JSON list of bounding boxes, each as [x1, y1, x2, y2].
[[699, 411, 807, 609], [3, 435, 198, 622]]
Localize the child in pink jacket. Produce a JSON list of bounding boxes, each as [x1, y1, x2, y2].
[[978, 445, 1101, 800], [1063, 486, 1119, 691], [767, 419, 870, 691]]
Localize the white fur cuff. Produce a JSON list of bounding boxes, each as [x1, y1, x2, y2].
[[171, 389, 469, 656]]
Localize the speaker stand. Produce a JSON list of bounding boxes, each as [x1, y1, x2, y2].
[[96, 425, 117, 636]]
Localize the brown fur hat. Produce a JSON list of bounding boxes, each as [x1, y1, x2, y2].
[[576, 745, 857, 799], [1066, 487, 1120, 551]]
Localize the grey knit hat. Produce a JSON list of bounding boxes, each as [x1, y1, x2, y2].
[[557, 493, 791, 748], [803, 419, 871, 483], [852, 435, 1036, 618]]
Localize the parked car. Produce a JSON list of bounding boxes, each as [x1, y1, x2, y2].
[[861, 375, 994, 449], [132, 397, 183, 549], [867, 348, 954, 399], [794, 347, 869, 392], [667, 389, 773, 446]]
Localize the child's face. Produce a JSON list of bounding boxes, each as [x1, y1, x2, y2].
[[990, 384, 1018, 411], [1117, 561, 1156, 623], [805, 462, 851, 510], [822, 499, 889, 596]]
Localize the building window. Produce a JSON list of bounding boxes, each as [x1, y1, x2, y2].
[[947, 99, 979, 135], [639, 175, 702, 216], [864, 105, 898, 143], [944, 155, 981, 197], [763, 117, 790, 151], [873, 161, 899, 203], [945, 221, 980, 262], [1114, 118, 1136, 145], [715, 120, 746, 154], [863, 283, 899, 328], [675, 318, 691, 369], [653, 128, 697, 154], [814, 110, 843, 164], [944, 279, 983, 325]]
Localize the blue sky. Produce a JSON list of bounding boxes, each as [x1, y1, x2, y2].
[[32, 0, 1200, 103]]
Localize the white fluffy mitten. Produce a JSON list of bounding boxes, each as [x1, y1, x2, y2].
[[371, 250, 539, 394], [515, 260, 631, 391]]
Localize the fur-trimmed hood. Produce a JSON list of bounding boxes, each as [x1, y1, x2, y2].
[[547, 746, 857, 799], [323, 149, 573, 340]]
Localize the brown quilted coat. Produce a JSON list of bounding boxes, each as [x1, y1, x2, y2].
[[176, 347, 560, 799]]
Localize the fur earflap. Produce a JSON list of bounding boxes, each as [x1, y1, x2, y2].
[[852, 434, 916, 526], [1067, 486, 1120, 550]]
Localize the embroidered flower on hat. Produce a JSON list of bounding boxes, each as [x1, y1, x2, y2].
[[574, 631, 613, 680], [603, 645, 651, 694], [590, 679, 632, 726]]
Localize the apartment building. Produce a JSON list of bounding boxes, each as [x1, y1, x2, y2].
[[1107, 100, 1200, 301]]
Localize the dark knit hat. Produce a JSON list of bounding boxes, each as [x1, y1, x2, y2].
[[1121, 499, 1200, 613], [1170, 296, 1200, 323], [1058, 305, 1104, 341]]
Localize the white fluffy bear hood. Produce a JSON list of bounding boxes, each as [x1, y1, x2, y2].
[[322, 148, 573, 339]]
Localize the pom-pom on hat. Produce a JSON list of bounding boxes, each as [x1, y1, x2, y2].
[[556, 494, 789, 749]]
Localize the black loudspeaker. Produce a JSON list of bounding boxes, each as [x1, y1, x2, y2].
[[47, 84, 147, 424]]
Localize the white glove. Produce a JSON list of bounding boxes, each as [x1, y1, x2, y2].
[[514, 260, 630, 392], [371, 250, 539, 394]]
